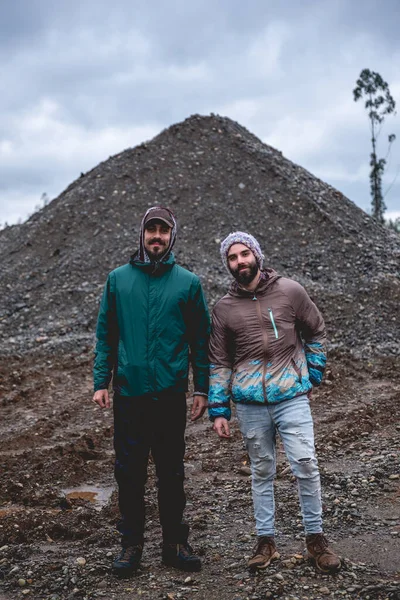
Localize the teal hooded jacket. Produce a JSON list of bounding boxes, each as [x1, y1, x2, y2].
[[93, 252, 210, 397]]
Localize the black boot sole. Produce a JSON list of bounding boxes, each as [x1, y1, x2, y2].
[[112, 565, 140, 577], [162, 558, 201, 572]]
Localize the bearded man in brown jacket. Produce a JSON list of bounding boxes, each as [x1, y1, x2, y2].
[[208, 231, 341, 574]]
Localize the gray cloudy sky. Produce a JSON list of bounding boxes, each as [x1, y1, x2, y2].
[[1, 0, 400, 226]]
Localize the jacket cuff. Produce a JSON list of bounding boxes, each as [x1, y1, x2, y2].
[[94, 383, 109, 392], [208, 407, 231, 422]]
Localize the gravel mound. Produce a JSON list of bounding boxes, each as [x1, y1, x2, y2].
[[1, 114, 399, 357]]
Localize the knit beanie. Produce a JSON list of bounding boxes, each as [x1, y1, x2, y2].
[[220, 231, 264, 273]]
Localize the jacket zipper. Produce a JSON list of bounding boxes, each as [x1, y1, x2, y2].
[[268, 308, 278, 339], [148, 275, 157, 389], [254, 295, 268, 403]]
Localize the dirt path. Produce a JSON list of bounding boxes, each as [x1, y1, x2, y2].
[[0, 352, 399, 599]]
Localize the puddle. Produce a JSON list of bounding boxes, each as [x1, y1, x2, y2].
[[62, 485, 114, 511]]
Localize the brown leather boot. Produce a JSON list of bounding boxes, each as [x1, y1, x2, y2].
[[306, 533, 341, 573], [248, 536, 280, 571]]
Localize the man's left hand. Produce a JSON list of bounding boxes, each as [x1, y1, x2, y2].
[[191, 394, 207, 421]]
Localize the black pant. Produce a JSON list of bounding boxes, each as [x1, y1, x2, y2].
[[113, 391, 187, 547]]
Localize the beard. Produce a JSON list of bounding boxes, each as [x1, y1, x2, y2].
[[145, 238, 167, 261], [231, 262, 259, 285]]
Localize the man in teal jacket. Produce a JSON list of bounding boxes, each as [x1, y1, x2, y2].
[[93, 206, 210, 576]]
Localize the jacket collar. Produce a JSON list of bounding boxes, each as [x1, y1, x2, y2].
[[228, 268, 280, 298], [130, 251, 176, 273]]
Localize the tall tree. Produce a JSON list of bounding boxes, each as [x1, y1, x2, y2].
[[353, 69, 396, 223]]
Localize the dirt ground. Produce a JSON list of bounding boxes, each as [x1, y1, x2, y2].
[[0, 350, 399, 600]]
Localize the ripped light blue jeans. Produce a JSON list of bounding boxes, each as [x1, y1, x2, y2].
[[235, 394, 322, 536]]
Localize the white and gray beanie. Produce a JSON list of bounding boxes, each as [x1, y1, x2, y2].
[[220, 231, 264, 273]]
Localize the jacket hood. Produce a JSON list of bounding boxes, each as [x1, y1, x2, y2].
[[137, 206, 177, 264], [228, 268, 281, 298]]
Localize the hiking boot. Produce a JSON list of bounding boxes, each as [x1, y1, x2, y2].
[[162, 542, 202, 572], [248, 536, 280, 571], [306, 533, 341, 574], [112, 545, 143, 577]]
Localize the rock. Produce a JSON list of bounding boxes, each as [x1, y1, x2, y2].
[[238, 466, 252, 476], [281, 558, 296, 569], [76, 557, 86, 566]]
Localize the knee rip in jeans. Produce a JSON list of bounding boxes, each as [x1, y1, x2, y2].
[[294, 457, 318, 479], [295, 429, 314, 446], [245, 430, 269, 458], [244, 431, 274, 478]]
